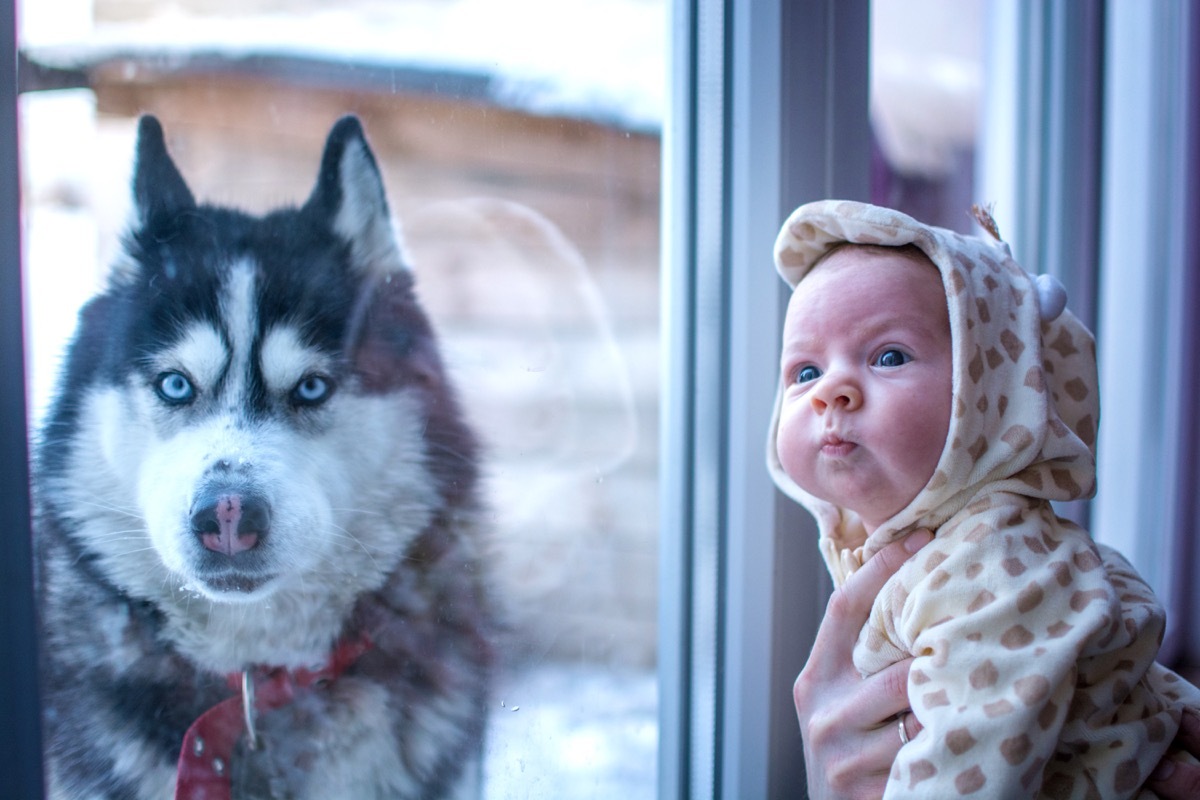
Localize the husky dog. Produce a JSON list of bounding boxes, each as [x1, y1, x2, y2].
[[34, 116, 495, 799]]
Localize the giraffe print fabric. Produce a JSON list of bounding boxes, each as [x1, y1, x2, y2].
[[766, 200, 1200, 798]]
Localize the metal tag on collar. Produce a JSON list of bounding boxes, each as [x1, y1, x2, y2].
[[241, 670, 259, 751]]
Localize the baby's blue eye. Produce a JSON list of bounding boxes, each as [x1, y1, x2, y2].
[[795, 365, 821, 384], [876, 349, 911, 368], [156, 371, 195, 404]]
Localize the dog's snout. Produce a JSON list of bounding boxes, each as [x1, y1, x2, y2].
[[190, 490, 270, 556], [210, 457, 251, 474]]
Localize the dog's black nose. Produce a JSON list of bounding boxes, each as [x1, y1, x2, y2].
[[190, 491, 271, 556]]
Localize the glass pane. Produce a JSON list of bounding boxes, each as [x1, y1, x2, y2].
[[870, 0, 983, 230], [19, 2, 662, 797]]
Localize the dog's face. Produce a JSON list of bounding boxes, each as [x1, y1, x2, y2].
[[42, 117, 467, 605]]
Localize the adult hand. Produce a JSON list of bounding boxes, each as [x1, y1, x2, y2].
[[1148, 709, 1200, 799], [793, 529, 932, 800]]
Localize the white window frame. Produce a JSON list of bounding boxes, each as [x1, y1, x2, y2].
[[1091, 0, 1196, 660], [663, 1, 1199, 797], [983, 0, 1200, 659], [976, 1, 1106, 528], [659, 2, 869, 797]]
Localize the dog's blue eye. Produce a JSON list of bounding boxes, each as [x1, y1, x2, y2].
[[292, 375, 333, 406], [156, 371, 195, 404]]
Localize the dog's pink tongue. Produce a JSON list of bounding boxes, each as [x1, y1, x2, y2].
[[201, 495, 259, 556]]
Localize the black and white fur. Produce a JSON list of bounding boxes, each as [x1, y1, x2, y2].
[[35, 116, 495, 798]]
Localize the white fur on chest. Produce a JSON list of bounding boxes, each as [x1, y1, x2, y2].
[[163, 584, 362, 672]]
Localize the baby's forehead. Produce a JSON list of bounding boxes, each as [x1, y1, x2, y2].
[[785, 242, 950, 335], [796, 243, 943, 302], [809, 241, 938, 277]]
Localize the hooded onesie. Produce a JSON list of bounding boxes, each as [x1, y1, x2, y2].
[[767, 200, 1200, 798]]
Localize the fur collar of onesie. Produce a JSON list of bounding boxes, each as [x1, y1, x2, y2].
[[766, 201, 1099, 585]]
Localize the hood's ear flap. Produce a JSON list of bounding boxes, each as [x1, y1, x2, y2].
[[306, 115, 406, 274], [133, 115, 196, 226]]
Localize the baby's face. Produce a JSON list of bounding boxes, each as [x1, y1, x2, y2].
[[776, 245, 952, 532]]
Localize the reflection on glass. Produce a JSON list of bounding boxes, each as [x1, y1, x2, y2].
[[20, 1, 662, 797], [870, 0, 982, 229]]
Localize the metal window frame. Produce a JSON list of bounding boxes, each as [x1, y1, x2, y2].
[[977, 0, 1200, 668], [659, 2, 869, 797], [1092, 0, 1197, 661], [976, 1, 1107, 530], [1, 0, 47, 794], [977, 1, 1105, 332]]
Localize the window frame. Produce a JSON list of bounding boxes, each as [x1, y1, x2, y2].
[[663, 1, 1200, 797], [5, 0, 1197, 796], [0, 0, 46, 794], [1090, 0, 1197, 661], [658, 2, 868, 797], [980, 4, 1200, 665]]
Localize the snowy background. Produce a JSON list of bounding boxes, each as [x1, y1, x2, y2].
[[19, 1, 664, 797]]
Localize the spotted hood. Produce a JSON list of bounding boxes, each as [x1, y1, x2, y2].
[[766, 200, 1099, 585]]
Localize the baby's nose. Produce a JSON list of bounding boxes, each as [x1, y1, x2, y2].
[[810, 376, 862, 413]]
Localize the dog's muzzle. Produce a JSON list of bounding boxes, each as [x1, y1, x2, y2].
[[190, 489, 271, 557]]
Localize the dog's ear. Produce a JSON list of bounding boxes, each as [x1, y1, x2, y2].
[[132, 115, 196, 227], [306, 116, 406, 275], [345, 272, 443, 394]]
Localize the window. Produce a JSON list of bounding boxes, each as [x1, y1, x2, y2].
[[662, 1, 1199, 798], [659, 2, 870, 796], [2, 1, 1197, 797], [0, 4, 39, 794], [14, 1, 662, 797]]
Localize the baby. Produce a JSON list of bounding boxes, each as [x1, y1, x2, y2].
[[767, 200, 1200, 798]]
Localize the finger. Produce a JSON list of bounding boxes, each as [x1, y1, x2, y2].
[[869, 719, 910, 765], [1176, 708, 1200, 750], [1147, 711, 1200, 799], [862, 660, 923, 745], [858, 658, 914, 723], [810, 658, 913, 735], [1148, 758, 1200, 799], [825, 725, 904, 795], [826, 757, 892, 800], [861, 708, 919, 765], [848, 528, 933, 602], [805, 531, 933, 678], [824, 529, 933, 626], [844, 658, 927, 748]]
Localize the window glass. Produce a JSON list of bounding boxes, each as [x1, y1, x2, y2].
[[870, 0, 983, 230], [19, 1, 661, 797]]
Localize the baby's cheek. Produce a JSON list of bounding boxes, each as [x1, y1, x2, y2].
[[905, 415, 949, 486], [775, 413, 812, 487]]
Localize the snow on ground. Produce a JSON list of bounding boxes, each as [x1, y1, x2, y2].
[[484, 663, 657, 799]]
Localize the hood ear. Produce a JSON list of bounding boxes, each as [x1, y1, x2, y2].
[[306, 116, 406, 274], [132, 115, 196, 227]]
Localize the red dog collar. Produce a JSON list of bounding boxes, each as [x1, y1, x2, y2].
[[175, 636, 372, 800]]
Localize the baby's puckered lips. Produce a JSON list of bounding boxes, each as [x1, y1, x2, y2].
[[819, 432, 857, 458]]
